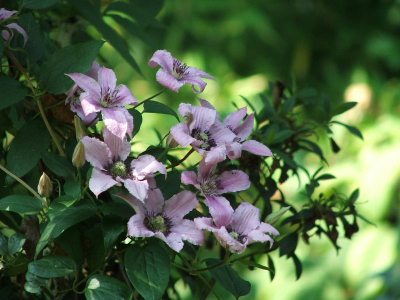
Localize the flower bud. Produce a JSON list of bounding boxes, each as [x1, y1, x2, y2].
[[167, 134, 179, 148], [38, 172, 52, 197], [72, 141, 86, 168], [74, 115, 87, 140]]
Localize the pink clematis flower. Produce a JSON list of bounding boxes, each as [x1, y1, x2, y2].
[[149, 50, 215, 94], [0, 8, 28, 45], [199, 99, 273, 160], [67, 67, 138, 140], [81, 128, 166, 200], [170, 103, 236, 164], [195, 202, 279, 254], [66, 61, 100, 125], [118, 188, 205, 252], [181, 159, 250, 227]]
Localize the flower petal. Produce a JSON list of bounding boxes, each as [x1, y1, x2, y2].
[[123, 179, 149, 202], [223, 107, 247, 130], [6, 23, 28, 45], [164, 191, 198, 221], [181, 171, 198, 186], [144, 187, 164, 215], [242, 140, 273, 157], [87, 61, 100, 80], [102, 108, 129, 140], [171, 219, 205, 246], [194, 217, 219, 232], [217, 170, 250, 194], [115, 192, 145, 214], [98, 67, 117, 93], [156, 232, 183, 252], [234, 113, 254, 141], [128, 214, 154, 238], [131, 154, 167, 179], [214, 227, 247, 254], [231, 202, 261, 236], [185, 66, 215, 80], [103, 127, 131, 161], [80, 94, 102, 115], [247, 230, 274, 247], [148, 50, 174, 73], [170, 123, 196, 147], [226, 142, 242, 161], [204, 195, 233, 228], [209, 122, 236, 143], [66, 73, 101, 100], [0, 9, 18, 20], [81, 136, 111, 169], [156, 69, 184, 92], [114, 84, 138, 106], [89, 168, 118, 197], [189, 106, 217, 132], [204, 145, 227, 165], [257, 222, 280, 237], [123, 109, 134, 139], [197, 159, 217, 181], [179, 77, 207, 94]]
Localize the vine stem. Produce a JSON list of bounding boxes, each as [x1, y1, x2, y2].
[[167, 148, 195, 170], [133, 87, 167, 108], [0, 163, 48, 208], [5, 48, 66, 157]]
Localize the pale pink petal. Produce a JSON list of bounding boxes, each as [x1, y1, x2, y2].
[[198, 98, 216, 111], [171, 219, 205, 246], [214, 227, 247, 254], [257, 222, 280, 237], [87, 61, 100, 80], [181, 171, 198, 187], [242, 140, 273, 157], [204, 195, 233, 228], [189, 106, 216, 132], [2, 29, 10, 41], [123, 109, 134, 139], [115, 192, 145, 214], [231, 202, 261, 236], [226, 142, 242, 161], [6, 23, 28, 45], [0, 9, 17, 20], [157, 232, 183, 252], [223, 107, 247, 130], [81, 136, 112, 168], [65, 85, 78, 104], [177, 103, 193, 118], [170, 123, 196, 147], [89, 168, 118, 197], [123, 179, 149, 202], [156, 69, 184, 92], [179, 77, 207, 94], [209, 122, 236, 143], [128, 214, 154, 238], [76, 109, 97, 126], [102, 108, 129, 140], [217, 170, 250, 194], [198, 159, 217, 181], [98, 67, 117, 93], [204, 145, 227, 164], [247, 230, 274, 247], [164, 191, 198, 221], [114, 84, 138, 106], [185, 66, 215, 80], [194, 217, 219, 232], [144, 187, 164, 215], [234, 113, 254, 141], [148, 50, 174, 73], [103, 127, 131, 161], [80, 94, 102, 115], [131, 155, 167, 179], [66, 73, 101, 100]]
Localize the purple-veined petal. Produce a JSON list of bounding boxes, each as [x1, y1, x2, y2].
[[131, 154, 166, 179], [144, 187, 164, 215], [102, 108, 129, 140], [242, 140, 273, 157], [226, 142, 242, 161], [115, 192, 145, 214], [180, 77, 207, 94], [177, 103, 193, 118], [114, 84, 138, 106], [89, 168, 118, 197], [65, 85, 78, 104], [156, 69, 184, 92], [128, 214, 155, 238], [185, 66, 215, 80], [214, 227, 247, 254], [198, 98, 216, 110], [247, 230, 274, 247], [66, 73, 101, 100], [75, 107, 98, 126], [157, 232, 183, 252], [223, 107, 247, 130], [148, 50, 174, 73], [231, 202, 261, 236], [171, 219, 205, 246], [209, 122, 236, 143], [189, 106, 217, 132], [6, 23, 28, 45], [80, 93, 102, 115], [257, 222, 280, 236], [217, 170, 250, 194], [123, 179, 149, 203], [103, 127, 131, 161], [181, 171, 198, 187], [81, 136, 111, 169], [194, 217, 219, 232], [170, 123, 196, 147], [122, 109, 134, 139], [87, 61, 100, 80], [98, 67, 117, 94], [204, 195, 233, 228], [0, 8, 18, 20], [234, 113, 254, 140], [164, 191, 198, 221], [204, 145, 227, 165], [197, 159, 217, 181]]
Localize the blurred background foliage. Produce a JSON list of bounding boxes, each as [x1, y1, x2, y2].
[[22, 0, 400, 299]]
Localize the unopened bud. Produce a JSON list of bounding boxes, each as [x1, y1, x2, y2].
[[74, 115, 87, 140], [72, 141, 86, 168], [167, 134, 179, 148], [265, 206, 291, 225], [38, 172, 52, 197]]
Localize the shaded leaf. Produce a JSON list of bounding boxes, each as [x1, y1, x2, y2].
[[143, 100, 180, 121], [85, 274, 131, 300], [21, 0, 62, 9], [333, 101, 357, 116], [332, 121, 363, 140], [155, 170, 181, 200], [0, 195, 43, 215], [41, 152, 75, 177], [292, 254, 302, 280], [237, 260, 274, 273], [128, 108, 142, 137], [28, 255, 77, 278], [0, 76, 28, 110], [63, 180, 81, 199]]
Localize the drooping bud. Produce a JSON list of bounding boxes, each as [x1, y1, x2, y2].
[[167, 134, 179, 148], [72, 141, 86, 168], [74, 115, 87, 141], [38, 172, 52, 197]]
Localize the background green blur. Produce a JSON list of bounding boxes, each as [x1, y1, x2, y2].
[[86, 1, 400, 299]]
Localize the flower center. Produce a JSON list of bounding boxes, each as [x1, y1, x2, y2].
[[201, 175, 220, 194], [172, 59, 189, 80], [228, 228, 247, 244], [108, 161, 129, 178], [191, 128, 217, 151], [100, 89, 118, 108], [144, 214, 172, 235]]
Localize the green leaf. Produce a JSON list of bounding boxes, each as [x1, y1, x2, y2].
[[297, 88, 317, 99], [0, 195, 43, 215], [102, 216, 125, 253], [279, 233, 298, 257], [98, 202, 135, 219], [333, 101, 357, 116], [39, 40, 104, 94], [205, 258, 251, 298], [316, 174, 336, 181], [85, 275, 131, 300], [155, 170, 181, 200], [129, 108, 142, 137], [35, 200, 96, 258], [348, 188, 360, 205], [125, 241, 170, 300], [41, 152, 75, 177], [64, 180, 81, 199], [0, 76, 28, 110], [271, 129, 294, 144], [0, 39, 3, 56], [281, 96, 295, 114], [265, 206, 291, 225], [55, 226, 83, 265], [0, 235, 8, 255], [237, 260, 274, 273], [292, 254, 302, 280], [85, 224, 106, 272], [7, 233, 26, 255], [143, 100, 180, 121], [24, 271, 47, 293], [67, 0, 143, 75], [6, 118, 51, 179], [4, 253, 30, 276], [28, 255, 77, 278], [332, 121, 363, 140], [21, 0, 62, 9]]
